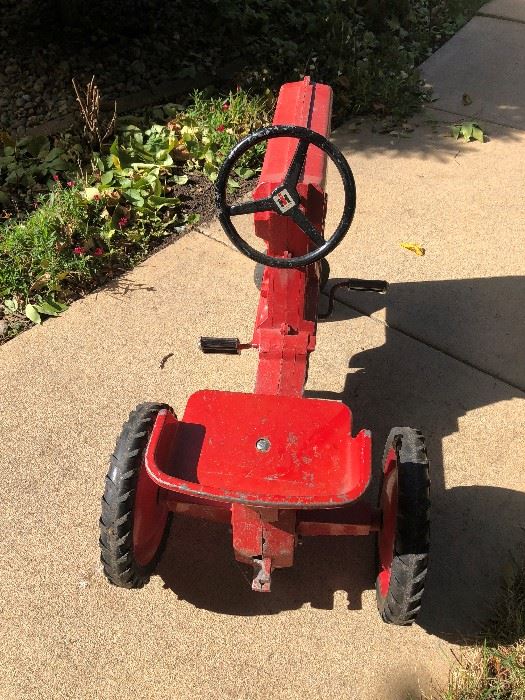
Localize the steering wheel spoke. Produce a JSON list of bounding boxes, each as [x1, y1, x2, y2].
[[290, 208, 325, 247], [284, 139, 309, 188], [229, 197, 276, 216]]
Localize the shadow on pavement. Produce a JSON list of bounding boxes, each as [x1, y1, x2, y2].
[[331, 115, 523, 164], [101, 277, 157, 298], [157, 275, 524, 644]]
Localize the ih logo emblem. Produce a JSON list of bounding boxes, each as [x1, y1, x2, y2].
[[273, 188, 296, 213]]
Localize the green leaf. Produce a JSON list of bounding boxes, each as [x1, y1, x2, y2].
[[148, 195, 181, 208], [25, 304, 42, 324], [172, 174, 188, 185], [124, 189, 145, 207], [109, 138, 120, 157], [461, 123, 474, 140], [235, 166, 255, 180], [34, 299, 68, 317], [49, 158, 67, 171], [131, 162, 160, 170], [43, 147, 65, 163], [100, 170, 114, 185], [471, 126, 484, 143], [452, 120, 485, 142], [23, 135, 48, 158], [4, 298, 18, 313]]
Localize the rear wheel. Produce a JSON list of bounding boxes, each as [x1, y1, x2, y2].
[[99, 402, 173, 588], [376, 427, 430, 625]]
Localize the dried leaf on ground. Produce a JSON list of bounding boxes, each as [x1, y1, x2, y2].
[[400, 242, 426, 256]]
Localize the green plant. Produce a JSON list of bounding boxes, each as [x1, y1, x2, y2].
[[437, 558, 525, 700], [0, 88, 272, 337], [442, 642, 524, 699], [0, 133, 80, 206], [0, 183, 108, 321], [83, 88, 269, 242], [157, 1, 485, 121], [93, 124, 182, 213], [451, 121, 485, 143], [0, 136, 67, 187], [175, 89, 272, 182]]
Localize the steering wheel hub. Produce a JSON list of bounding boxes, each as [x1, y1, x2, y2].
[[272, 186, 299, 214]]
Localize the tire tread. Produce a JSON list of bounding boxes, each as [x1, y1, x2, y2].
[[376, 427, 430, 625], [99, 402, 172, 589]]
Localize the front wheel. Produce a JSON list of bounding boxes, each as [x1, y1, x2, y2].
[[376, 427, 430, 625], [99, 402, 173, 588]]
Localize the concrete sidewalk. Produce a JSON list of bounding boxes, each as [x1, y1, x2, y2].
[[1, 3, 524, 699]]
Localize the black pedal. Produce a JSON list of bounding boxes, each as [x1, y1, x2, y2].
[[344, 279, 388, 294], [200, 337, 241, 354], [319, 279, 388, 319]]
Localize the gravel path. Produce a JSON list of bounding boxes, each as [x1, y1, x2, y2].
[[0, 0, 200, 136]]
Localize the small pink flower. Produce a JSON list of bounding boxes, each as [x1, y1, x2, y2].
[[93, 247, 104, 256], [222, 102, 229, 111], [118, 216, 128, 229], [73, 246, 85, 255], [53, 174, 59, 182], [67, 181, 75, 187], [216, 124, 225, 132], [92, 194, 101, 201]]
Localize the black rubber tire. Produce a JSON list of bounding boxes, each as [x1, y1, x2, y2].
[[376, 427, 430, 625], [254, 259, 330, 290], [99, 402, 173, 588]]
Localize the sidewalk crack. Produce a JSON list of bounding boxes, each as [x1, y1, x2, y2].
[[477, 11, 525, 26], [428, 106, 525, 134], [194, 227, 233, 251]]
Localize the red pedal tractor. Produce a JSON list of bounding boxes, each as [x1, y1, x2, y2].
[[99, 78, 430, 625]]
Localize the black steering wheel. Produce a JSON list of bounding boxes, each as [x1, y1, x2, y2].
[[215, 124, 356, 268]]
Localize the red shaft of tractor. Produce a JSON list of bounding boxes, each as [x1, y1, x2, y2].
[[251, 78, 333, 397]]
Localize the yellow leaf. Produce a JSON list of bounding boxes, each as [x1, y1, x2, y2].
[[82, 187, 100, 201], [400, 242, 425, 256]]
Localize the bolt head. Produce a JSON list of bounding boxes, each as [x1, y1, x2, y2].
[[255, 437, 271, 453]]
